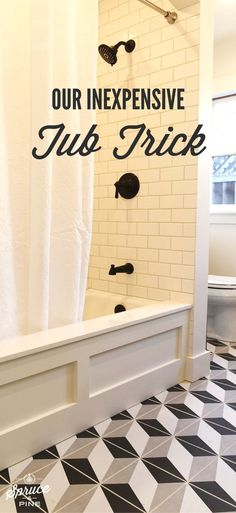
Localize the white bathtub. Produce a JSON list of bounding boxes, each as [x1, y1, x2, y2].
[[83, 289, 155, 320], [0, 289, 192, 470]]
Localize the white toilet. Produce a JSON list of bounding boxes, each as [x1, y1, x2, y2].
[[207, 275, 236, 343]]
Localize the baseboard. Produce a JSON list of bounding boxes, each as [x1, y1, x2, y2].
[[185, 350, 211, 382]]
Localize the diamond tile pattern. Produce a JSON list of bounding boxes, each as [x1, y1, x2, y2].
[[2, 340, 236, 512]]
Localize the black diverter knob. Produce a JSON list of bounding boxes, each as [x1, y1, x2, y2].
[[114, 173, 140, 199]]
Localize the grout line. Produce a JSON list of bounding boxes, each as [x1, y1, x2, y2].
[[191, 482, 236, 510], [61, 459, 99, 485], [167, 417, 200, 437], [188, 454, 219, 483], [203, 418, 236, 435], [221, 439, 236, 457], [0, 474, 11, 486], [201, 401, 230, 417], [100, 437, 139, 459], [164, 404, 198, 419], [102, 459, 138, 485], [101, 483, 146, 513], [135, 418, 173, 437], [87, 417, 133, 438], [188, 390, 221, 403], [175, 437, 216, 457], [57, 437, 99, 460], [151, 478, 236, 513], [45, 449, 61, 459], [142, 418, 200, 457], [149, 483, 186, 513], [221, 452, 236, 465], [53, 483, 99, 513], [119, 388, 194, 421], [141, 456, 185, 483], [211, 379, 236, 391], [141, 435, 174, 459], [201, 399, 236, 422], [121, 390, 192, 420]]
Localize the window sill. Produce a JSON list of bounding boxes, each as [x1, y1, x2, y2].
[[210, 208, 236, 224]]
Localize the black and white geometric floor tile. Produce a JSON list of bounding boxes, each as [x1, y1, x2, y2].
[[1, 340, 236, 512]]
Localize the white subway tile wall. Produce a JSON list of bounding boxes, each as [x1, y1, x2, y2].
[[88, 0, 200, 304]]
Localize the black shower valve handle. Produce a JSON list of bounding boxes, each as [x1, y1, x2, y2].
[[114, 173, 140, 200], [114, 181, 120, 198]]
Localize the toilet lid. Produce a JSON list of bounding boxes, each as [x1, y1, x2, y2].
[[208, 275, 236, 290]]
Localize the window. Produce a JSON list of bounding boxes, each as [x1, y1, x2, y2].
[[211, 95, 236, 209], [212, 155, 236, 204]]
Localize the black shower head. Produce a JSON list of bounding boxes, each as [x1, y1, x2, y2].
[[98, 44, 118, 66], [98, 40, 135, 66]]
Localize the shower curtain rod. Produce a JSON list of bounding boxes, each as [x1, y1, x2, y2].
[[137, 0, 178, 24]]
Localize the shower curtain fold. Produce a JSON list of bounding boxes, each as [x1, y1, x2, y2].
[[0, 0, 98, 340]]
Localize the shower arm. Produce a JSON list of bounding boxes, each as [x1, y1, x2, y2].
[[113, 41, 127, 50], [137, 0, 178, 24]]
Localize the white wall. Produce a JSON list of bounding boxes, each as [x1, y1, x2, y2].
[[213, 35, 236, 96], [209, 34, 236, 278], [209, 216, 236, 276]]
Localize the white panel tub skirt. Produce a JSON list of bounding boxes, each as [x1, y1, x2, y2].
[[0, 289, 192, 470]]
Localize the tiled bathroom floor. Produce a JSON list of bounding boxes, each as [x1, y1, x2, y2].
[[1, 339, 236, 513]]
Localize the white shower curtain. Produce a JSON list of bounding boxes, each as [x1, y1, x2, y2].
[[0, 0, 98, 340]]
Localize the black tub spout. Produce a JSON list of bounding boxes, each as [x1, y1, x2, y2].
[[109, 263, 134, 275]]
